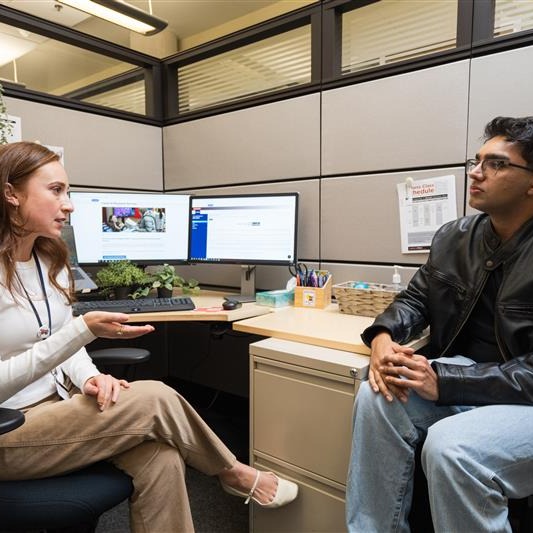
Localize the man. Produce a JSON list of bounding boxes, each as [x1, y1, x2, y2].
[[346, 116, 533, 532], [136, 209, 157, 232]]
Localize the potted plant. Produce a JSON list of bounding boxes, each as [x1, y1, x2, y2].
[[0, 83, 14, 145], [95, 260, 148, 299], [151, 264, 200, 298]]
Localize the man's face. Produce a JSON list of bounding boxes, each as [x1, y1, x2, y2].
[[468, 135, 533, 216]]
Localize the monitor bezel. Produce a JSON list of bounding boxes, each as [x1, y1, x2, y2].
[[69, 190, 190, 266], [187, 192, 299, 267]]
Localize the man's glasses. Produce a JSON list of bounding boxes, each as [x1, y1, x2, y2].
[[466, 158, 533, 175]]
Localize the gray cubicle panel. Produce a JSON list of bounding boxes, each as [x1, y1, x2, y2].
[[163, 93, 321, 189], [4, 96, 164, 190], [321, 167, 466, 265], [175, 262, 321, 294], [467, 44, 533, 159], [176, 180, 319, 291], [321, 60, 469, 176]]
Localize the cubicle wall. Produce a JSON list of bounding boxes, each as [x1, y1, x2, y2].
[[6, 43, 533, 292], [162, 45, 533, 291], [163, 94, 321, 188], [321, 61, 470, 175], [4, 96, 163, 191], [162, 59, 473, 290]]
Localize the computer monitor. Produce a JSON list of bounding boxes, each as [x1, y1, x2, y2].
[[69, 191, 190, 265], [188, 192, 298, 300]]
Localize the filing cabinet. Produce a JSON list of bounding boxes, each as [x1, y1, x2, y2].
[[249, 337, 369, 532]]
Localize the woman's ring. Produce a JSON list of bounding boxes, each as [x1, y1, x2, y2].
[[117, 326, 124, 336]]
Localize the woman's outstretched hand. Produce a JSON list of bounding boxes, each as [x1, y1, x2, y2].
[[82, 311, 155, 339]]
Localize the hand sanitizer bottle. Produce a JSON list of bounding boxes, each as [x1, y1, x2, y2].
[[392, 265, 404, 291]]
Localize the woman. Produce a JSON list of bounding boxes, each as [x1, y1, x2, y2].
[[0, 142, 297, 532]]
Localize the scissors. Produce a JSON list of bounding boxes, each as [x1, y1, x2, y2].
[[288, 262, 308, 286]]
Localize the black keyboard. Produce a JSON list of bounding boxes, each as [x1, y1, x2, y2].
[[73, 296, 195, 315]]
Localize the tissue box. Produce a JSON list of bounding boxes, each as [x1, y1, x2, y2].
[[256, 289, 295, 308]]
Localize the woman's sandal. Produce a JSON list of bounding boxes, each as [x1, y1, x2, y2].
[[221, 470, 298, 508]]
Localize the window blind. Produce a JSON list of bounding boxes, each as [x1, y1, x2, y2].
[[83, 80, 145, 115], [341, 0, 457, 75], [495, 0, 533, 36], [178, 25, 311, 113]]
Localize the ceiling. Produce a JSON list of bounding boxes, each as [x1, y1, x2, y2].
[[0, 0, 313, 111], [1, 0, 304, 57]]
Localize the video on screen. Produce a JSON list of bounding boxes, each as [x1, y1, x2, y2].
[[102, 207, 167, 233]]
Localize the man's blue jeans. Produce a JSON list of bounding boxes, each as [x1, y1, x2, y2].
[[346, 356, 533, 533]]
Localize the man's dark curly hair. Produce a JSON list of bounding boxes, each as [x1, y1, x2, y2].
[[483, 116, 533, 167]]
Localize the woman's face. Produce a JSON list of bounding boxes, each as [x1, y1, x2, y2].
[[16, 161, 73, 240]]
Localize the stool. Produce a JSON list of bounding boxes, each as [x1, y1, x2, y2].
[[88, 347, 151, 380]]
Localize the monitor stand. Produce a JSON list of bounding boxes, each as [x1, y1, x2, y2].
[[225, 265, 257, 303]]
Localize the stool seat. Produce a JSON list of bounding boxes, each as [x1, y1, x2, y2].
[[89, 347, 151, 381], [89, 347, 151, 365]]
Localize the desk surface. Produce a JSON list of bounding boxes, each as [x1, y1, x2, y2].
[[233, 303, 428, 355], [121, 292, 271, 323]]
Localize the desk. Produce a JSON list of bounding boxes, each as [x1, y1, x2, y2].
[[233, 304, 428, 533], [86, 291, 270, 396], [119, 292, 271, 323], [234, 302, 428, 354]]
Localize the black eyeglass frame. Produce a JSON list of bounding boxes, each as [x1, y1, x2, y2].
[[466, 158, 533, 174]]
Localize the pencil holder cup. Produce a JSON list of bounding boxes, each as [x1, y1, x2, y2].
[[294, 275, 332, 309]]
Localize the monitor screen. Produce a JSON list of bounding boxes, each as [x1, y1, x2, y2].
[[188, 193, 298, 266], [69, 191, 190, 265]]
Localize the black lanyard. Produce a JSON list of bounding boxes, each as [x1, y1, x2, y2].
[[16, 251, 52, 340]]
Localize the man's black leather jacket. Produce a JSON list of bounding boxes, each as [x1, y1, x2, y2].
[[362, 214, 533, 406]]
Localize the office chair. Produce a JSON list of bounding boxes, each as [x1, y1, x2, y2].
[[0, 348, 150, 532], [0, 407, 133, 533]]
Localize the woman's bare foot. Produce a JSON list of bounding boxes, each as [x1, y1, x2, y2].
[[218, 462, 279, 504]]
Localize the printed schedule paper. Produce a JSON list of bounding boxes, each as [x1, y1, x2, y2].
[[397, 175, 457, 254]]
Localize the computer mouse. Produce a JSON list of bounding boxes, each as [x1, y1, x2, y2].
[[222, 300, 242, 311]]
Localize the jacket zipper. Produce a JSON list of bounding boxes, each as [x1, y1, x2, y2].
[[438, 269, 490, 357], [493, 265, 510, 362]]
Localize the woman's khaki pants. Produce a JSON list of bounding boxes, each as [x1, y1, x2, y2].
[[0, 380, 236, 532]]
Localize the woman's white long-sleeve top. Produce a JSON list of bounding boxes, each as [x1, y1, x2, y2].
[[0, 255, 98, 409]]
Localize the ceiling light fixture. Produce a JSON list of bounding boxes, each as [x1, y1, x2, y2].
[[57, 0, 168, 35]]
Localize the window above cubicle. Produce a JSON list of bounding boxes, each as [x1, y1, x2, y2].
[[341, 1, 458, 75], [177, 24, 312, 114], [0, 20, 140, 102], [494, 0, 533, 37]]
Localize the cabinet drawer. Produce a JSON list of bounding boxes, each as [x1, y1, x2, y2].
[[252, 358, 357, 484], [251, 457, 347, 533]]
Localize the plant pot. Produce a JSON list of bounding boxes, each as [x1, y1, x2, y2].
[[157, 287, 173, 298], [114, 286, 131, 300]]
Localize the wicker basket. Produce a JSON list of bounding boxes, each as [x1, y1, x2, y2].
[[333, 281, 401, 317]]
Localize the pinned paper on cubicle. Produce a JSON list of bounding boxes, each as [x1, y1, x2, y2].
[[1, 115, 21, 142], [397, 175, 457, 254]]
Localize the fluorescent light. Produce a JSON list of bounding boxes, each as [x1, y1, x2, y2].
[[57, 0, 168, 35]]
